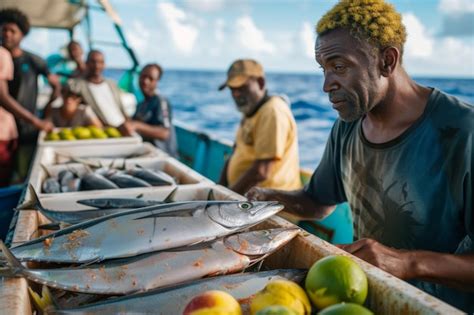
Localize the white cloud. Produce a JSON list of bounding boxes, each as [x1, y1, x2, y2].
[[402, 12, 474, 77], [184, 0, 226, 12], [438, 0, 474, 14], [215, 18, 225, 43], [23, 29, 50, 56], [157, 2, 199, 55], [403, 13, 433, 57], [126, 20, 150, 52], [235, 15, 275, 54], [300, 22, 315, 59]]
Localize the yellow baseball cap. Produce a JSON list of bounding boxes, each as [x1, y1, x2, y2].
[[218, 59, 265, 91]]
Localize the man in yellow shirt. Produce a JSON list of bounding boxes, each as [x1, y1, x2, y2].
[[218, 59, 302, 194]]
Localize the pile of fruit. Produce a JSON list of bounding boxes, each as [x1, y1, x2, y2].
[[45, 126, 123, 141], [183, 255, 374, 315]]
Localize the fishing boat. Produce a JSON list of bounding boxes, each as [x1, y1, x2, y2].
[[0, 1, 464, 314]]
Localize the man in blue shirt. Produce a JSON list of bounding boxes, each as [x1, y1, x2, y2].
[[129, 64, 177, 157]]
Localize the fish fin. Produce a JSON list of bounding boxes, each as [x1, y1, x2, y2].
[[26, 185, 47, 213], [0, 240, 24, 275], [163, 187, 178, 203], [38, 222, 62, 231], [75, 256, 103, 268], [29, 285, 55, 313], [75, 199, 98, 209], [207, 189, 215, 201]]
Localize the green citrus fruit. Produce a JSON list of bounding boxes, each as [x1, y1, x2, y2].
[[305, 255, 368, 310], [256, 305, 298, 315], [317, 303, 373, 315]]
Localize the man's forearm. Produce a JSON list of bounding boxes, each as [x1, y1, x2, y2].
[[0, 81, 41, 126], [230, 159, 273, 194], [132, 120, 170, 140], [264, 189, 335, 220], [410, 251, 474, 291]]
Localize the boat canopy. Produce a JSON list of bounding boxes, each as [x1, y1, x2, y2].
[[0, 0, 86, 30]]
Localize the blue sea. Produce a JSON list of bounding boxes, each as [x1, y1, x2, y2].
[[107, 69, 474, 170]]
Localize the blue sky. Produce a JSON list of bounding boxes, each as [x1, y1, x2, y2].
[[23, 0, 474, 78]]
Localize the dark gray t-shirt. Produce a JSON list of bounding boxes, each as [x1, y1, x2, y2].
[[305, 88, 473, 312], [9, 50, 50, 144], [133, 94, 178, 158]]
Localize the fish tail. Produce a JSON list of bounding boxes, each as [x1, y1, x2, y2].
[[29, 285, 55, 313], [0, 239, 24, 275], [15, 185, 39, 211], [27, 184, 46, 212]]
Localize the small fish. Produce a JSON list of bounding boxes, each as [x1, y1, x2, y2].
[[10, 199, 283, 263], [0, 228, 299, 295], [80, 173, 119, 191], [25, 186, 131, 225], [48, 269, 307, 314], [42, 178, 61, 194], [105, 172, 152, 188], [76, 188, 177, 209], [61, 178, 81, 193], [126, 167, 176, 186]]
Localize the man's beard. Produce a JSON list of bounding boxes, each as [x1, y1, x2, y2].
[[338, 103, 366, 122], [235, 98, 258, 116]]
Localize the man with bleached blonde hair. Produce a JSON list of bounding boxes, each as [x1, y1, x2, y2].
[[247, 0, 473, 312]]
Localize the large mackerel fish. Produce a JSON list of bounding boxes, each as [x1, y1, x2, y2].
[[0, 228, 299, 295], [47, 269, 306, 315], [10, 200, 283, 263]]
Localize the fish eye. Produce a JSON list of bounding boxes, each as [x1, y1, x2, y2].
[[238, 202, 252, 210]]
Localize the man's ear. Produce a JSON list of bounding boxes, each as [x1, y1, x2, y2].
[[257, 77, 265, 89], [380, 46, 400, 77]]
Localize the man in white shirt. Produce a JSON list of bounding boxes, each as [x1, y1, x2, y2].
[[67, 50, 132, 135]]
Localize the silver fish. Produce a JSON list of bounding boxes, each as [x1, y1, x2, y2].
[[26, 187, 131, 225], [105, 172, 152, 188], [48, 269, 306, 315], [126, 167, 176, 186], [0, 228, 299, 295], [80, 173, 119, 191], [42, 178, 61, 194], [76, 188, 178, 209], [10, 200, 283, 263]]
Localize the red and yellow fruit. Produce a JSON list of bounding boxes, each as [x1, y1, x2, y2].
[[183, 290, 241, 315], [250, 280, 311, 315]]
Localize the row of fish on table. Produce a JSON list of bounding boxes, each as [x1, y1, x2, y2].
[[0, 183, 303, 314], [42, 162, 177, 194]]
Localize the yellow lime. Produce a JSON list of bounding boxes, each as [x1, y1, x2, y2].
[[105, 127, 122, 138], [250, 280, 311, 315], [317, 302, 373, 315]]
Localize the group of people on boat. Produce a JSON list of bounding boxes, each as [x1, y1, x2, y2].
[[0, 8, 177, 186], [0, 0, 473, 312]]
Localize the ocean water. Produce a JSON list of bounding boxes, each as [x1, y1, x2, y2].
[[107, 69, 474, 170]]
